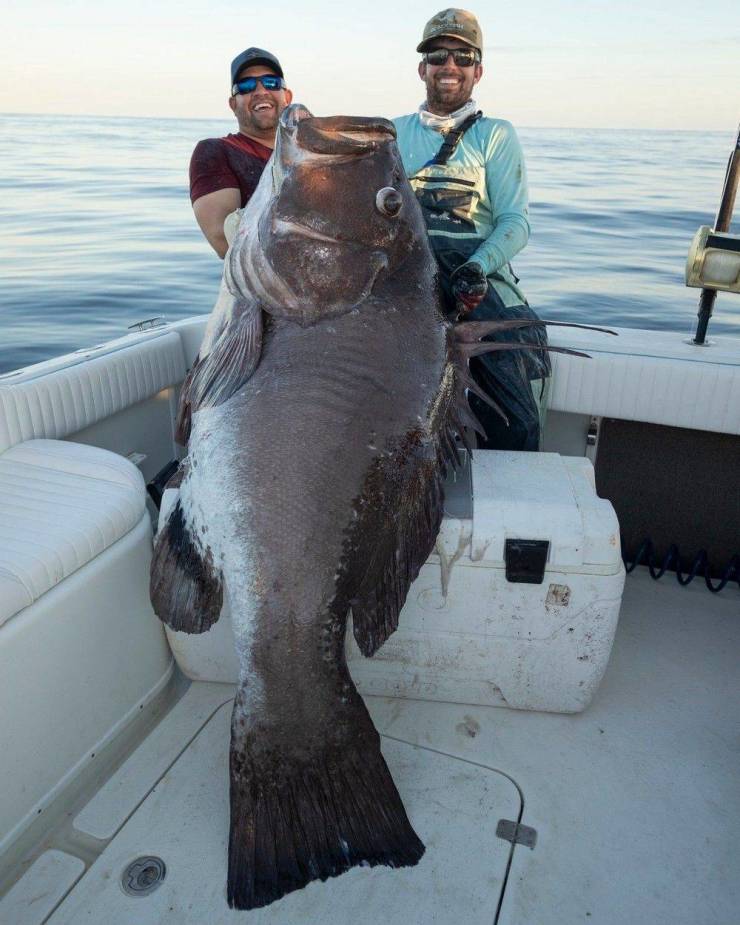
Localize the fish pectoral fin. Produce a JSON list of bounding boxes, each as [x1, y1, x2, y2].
[[227, 698, 425, 910], [149, 499, 223, 633], [174, 300, 263, 445], [349, 452, 444, 657]]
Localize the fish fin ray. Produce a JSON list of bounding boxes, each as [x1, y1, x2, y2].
[[174, 301, 263, 446], [454, 318, 616, 342], [454, 366, 510, 424], [227, 696, 425, 910], [459, 341, 591, 360], [149, 499, 223, 633], [447, 315, 589, 440], [174, 362, 197, 445]]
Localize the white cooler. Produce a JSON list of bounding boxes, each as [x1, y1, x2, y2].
[[347, 451, 625, 713], [160, 451, 625, 714]]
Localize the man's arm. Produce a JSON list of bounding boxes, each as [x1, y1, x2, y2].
[[469, 121, 530, 276], [193, 188, 241, 259]]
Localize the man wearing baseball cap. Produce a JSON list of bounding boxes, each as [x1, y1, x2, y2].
[[190, 47, 292, 257], [394, 10, 549, 451]]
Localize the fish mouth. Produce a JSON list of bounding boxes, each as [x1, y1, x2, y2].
[[299, 116, 396, 155], [280, 105, 396, 156], [272, 218, 339, 244]]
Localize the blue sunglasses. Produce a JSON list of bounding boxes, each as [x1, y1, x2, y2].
[[231, 75, 285, 96]]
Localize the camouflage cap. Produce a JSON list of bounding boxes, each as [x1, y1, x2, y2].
[[416, 9, 483, 55]]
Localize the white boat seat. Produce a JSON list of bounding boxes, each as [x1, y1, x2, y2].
[[0, 439, 146, 627], [0, 329, 187, 454]]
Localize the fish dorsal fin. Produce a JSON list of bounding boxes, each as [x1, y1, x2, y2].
[[448, 318, 614, 436], [175, 300, 263, 445]]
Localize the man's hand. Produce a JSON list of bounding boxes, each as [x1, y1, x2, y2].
[[451, 261, 488, 314]]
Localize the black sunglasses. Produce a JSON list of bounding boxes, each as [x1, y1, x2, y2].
[[231, 75, 285, 96], [424, 47, 480, 67]]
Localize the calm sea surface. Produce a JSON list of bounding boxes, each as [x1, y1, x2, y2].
[[1, 113, 738, 374]]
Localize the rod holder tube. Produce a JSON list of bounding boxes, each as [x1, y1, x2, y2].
[[693, 125, 740, 344]]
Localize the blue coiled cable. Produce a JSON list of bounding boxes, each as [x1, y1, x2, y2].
[[622, 538, 740, 594]]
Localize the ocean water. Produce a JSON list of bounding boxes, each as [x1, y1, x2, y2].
[[1, 113, 738, 374]]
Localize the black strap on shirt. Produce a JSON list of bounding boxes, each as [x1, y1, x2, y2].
[[428, 110, 482, 166]]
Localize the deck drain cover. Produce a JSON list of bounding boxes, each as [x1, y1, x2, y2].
[[121, 856, 166, 896]]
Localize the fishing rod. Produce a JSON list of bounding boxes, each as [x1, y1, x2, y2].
[[688, 124, 740, 344]]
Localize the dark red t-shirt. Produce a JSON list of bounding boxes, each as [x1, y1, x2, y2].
[[189, 133, 272, 206]]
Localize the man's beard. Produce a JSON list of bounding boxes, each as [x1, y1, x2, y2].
[[241, 109, 279, 136], [425, 75, 471, 114]]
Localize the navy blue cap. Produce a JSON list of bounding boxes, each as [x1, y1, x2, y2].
[[230, 47, 284, 84]]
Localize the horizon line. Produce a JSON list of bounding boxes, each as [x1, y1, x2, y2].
[[0, 110, 734, 135]]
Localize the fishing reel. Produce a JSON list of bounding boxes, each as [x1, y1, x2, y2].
[[685, 226, 740, 293]]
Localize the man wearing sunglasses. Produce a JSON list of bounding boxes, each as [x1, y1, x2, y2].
[[190, 47, 293, 258], [394, 9, 549, 452]]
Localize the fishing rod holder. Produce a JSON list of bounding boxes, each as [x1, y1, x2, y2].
[[685, 226, 740, 293], [691, 125, 740, 344]]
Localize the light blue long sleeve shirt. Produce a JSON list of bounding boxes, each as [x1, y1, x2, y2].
[[393, 113, 530, 304]]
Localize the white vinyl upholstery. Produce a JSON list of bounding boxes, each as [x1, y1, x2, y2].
[[0, 331, 186, 454], [0, 439, 146, 627], [547, 326, 740, 435]]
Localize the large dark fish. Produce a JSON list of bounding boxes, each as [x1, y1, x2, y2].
[[150, 103, 594, 910]]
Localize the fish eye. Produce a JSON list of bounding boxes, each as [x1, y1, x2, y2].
[[375, 187, 402, 218]]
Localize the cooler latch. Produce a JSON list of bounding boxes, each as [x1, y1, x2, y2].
[[504, 539, 550, 584]]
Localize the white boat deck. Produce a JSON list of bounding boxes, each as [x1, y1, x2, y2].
[[4, 568, 739, 925]]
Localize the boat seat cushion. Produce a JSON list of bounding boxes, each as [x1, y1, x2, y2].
[[0, 439, 146, 628], [0, 330, 186, 455]]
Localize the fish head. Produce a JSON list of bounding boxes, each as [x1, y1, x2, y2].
[[226, 104, 429, 324]]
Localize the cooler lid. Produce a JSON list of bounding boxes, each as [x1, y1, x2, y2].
[[470, 451, 622, 574]]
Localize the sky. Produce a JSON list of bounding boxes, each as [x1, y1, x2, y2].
[[1, 0, 738, 129]]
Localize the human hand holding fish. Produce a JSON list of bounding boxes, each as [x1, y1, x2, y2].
[[451, 260, 488, 313]]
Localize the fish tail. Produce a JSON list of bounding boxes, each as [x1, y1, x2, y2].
[[227, 695, 424, 910], [149, 499, 223, 633]]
